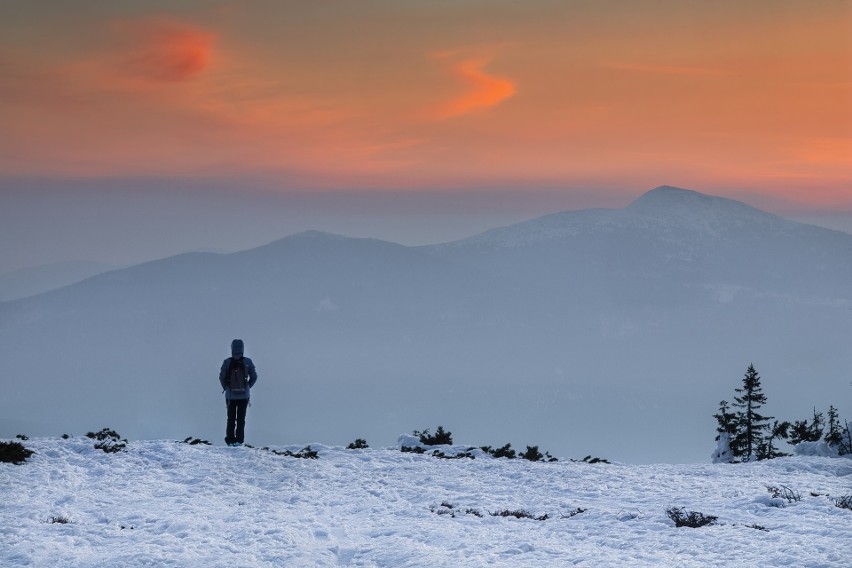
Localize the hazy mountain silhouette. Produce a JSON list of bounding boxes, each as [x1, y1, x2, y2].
[[1, 187, 850, 463], [0, 260, 118, 302]]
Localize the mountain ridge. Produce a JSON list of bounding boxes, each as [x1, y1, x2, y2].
[[1, 186, 850, 463]]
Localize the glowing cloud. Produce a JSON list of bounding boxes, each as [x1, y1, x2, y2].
[[112, 18, 216, 83], [433, 57, 516, 119]]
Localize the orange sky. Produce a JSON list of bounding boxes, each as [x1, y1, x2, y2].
[[1, 0, 850, 207]]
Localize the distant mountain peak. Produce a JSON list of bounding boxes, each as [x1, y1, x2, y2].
[[629, 186, 719, 208], [627, 185, 774, 221]]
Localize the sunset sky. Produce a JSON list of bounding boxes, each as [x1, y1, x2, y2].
[[1, 0, 851, 271]]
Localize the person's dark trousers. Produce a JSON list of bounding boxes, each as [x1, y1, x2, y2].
[[226, 399, 249, 444]]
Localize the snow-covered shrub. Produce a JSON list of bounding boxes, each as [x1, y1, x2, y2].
[[766, 485, 801, 503], [347, 438, 369, 449], [491, 509, 549, 521], [481, 443, 516, 459], [86, 428, 127, 453], [269, 446, 318, 459], [518, 445, 558, 462], [431, 503, 485, 518], [710, 432, 734, 463], [181, 437, 211, 445], [430, 449, 474, 459], [519, 445, 543, 462], [666, 507, 717, 528], [577, 455, 609, 464], [0, 440, 34, 464], [835, 495, 852, 510], [47, 515, 71, 524], [433, 502, 582, 521], [414, 426, 453, 446]]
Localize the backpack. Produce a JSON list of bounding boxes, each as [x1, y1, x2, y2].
[[228, 358, 249, 394]]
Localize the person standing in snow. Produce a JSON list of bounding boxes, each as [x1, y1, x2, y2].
[[219, 339, 258, 446]]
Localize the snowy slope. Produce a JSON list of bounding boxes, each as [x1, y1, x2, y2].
[[2, 437, 851, 567]]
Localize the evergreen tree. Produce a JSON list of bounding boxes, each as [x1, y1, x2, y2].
[[757, 420, 790, 460], [712, 400, 739, 456], [731, 364, 773, 461], [839, 420, 852, 456], [824, 406, 842, 447], [788, 408, 824, 445], [808, 408, 825, 441]]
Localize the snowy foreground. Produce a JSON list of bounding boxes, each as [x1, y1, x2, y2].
[[2, 437, 851, 567]]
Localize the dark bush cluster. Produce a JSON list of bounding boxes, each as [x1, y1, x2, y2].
[[347, 438, 369, 449], [15, 434, 29, 441], [432, 501, 585, 521], [86, 428, 127, 453], [575, 455, 610, 464], [181, 437, 211, 445], [401, 445, 474, 459], [406, 429, 562, 462], [47, 515, 71, 524], [492, 509, 550, 521], [480, 442, 567, 462], [414, 426, 453, 446], [518, 445, 558, 462], [666, 507, 717, 528], [480, 443, 516, 459], [431, 449, 475, 459], [266, 445, 319, 459], [0, 440, 34, 464]]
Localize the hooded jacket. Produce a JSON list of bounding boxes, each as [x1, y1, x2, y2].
[[219, 344, 258, 401]]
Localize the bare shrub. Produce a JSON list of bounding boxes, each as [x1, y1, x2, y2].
[[835, 495, 852, 510], [666, 507, 718, 528], [766, 485, 801, 503]]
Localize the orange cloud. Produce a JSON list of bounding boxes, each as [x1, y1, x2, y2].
[[110, 18, 216, 83], [433, 57, 516, 119], [606, 62, 730, 77]]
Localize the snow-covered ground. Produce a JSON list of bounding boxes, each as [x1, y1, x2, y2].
[[2, 436, 851, 567]]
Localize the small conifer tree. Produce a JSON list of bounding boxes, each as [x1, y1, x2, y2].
[[788, 408, 824, 445], [731, 364, 773, 461], [757, 420, 790, 460], [713, 400, 738, 442], [824, 406, 842, 447]]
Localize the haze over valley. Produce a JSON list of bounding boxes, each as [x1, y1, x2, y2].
[[2, 186, 849, 463]]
